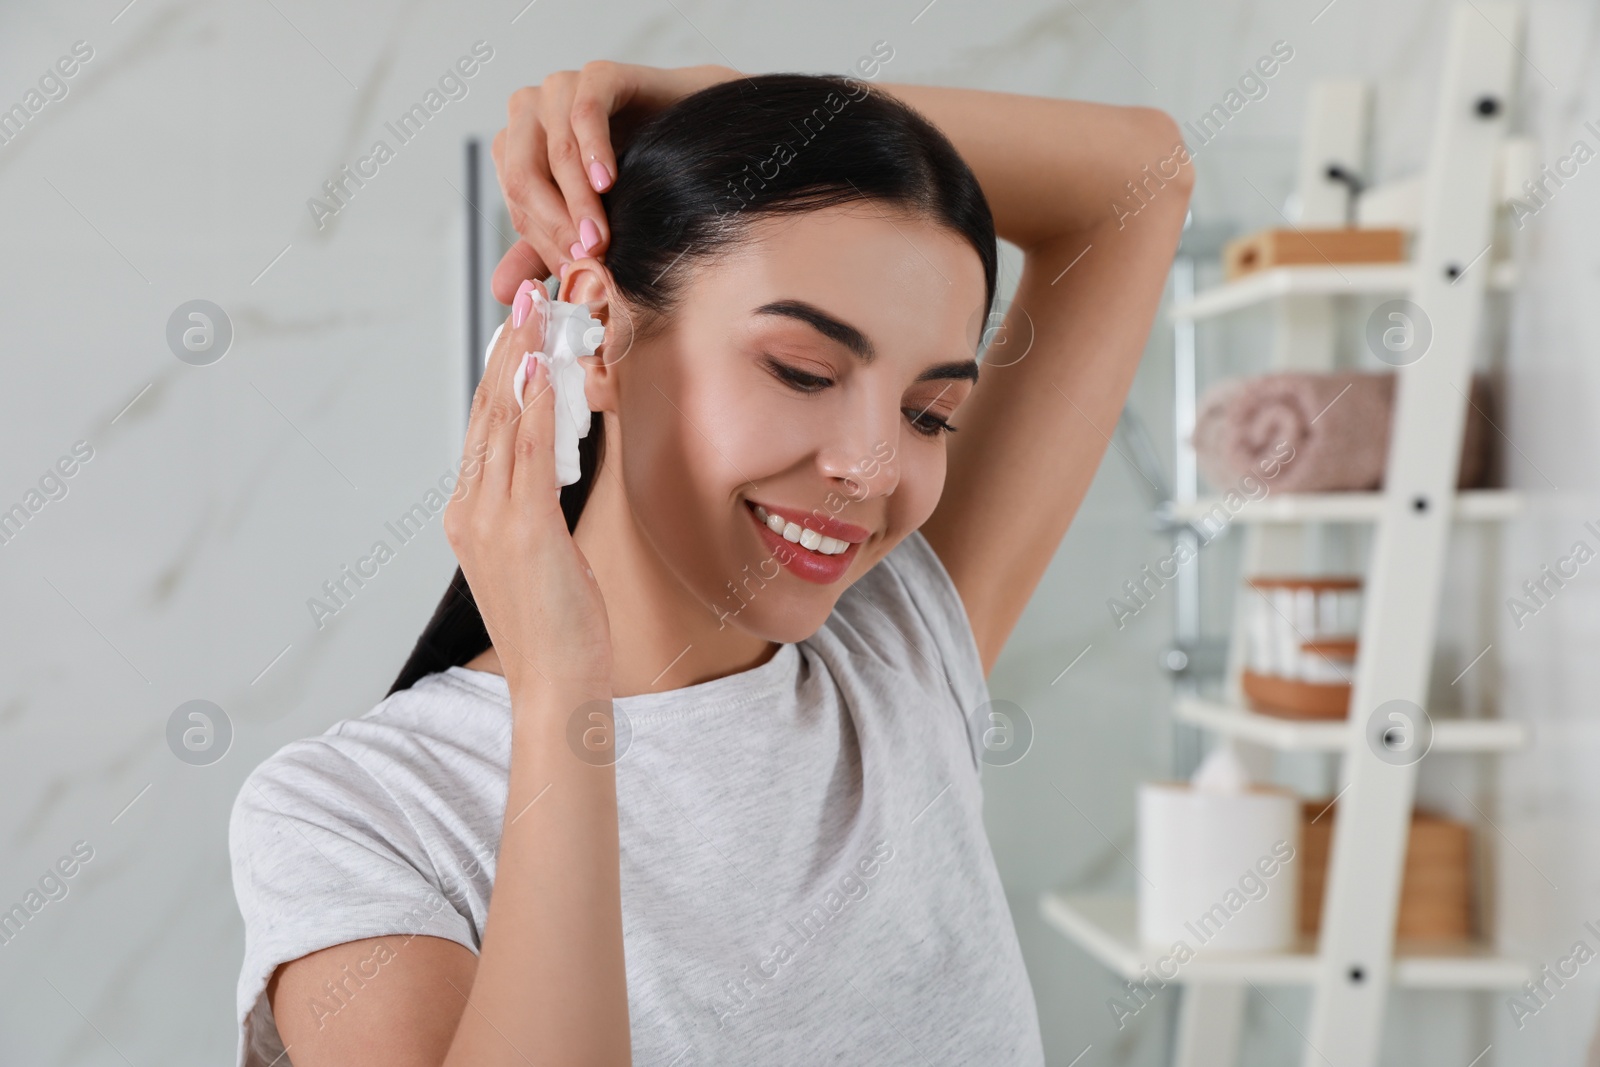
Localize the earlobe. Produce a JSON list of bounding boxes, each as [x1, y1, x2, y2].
[[581, 356, 617, 414]]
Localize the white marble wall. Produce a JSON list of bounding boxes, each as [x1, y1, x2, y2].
[[0, 1, 1594, 1065]]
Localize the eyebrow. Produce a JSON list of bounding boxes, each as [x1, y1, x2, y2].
[[752, 299, 980, 384]]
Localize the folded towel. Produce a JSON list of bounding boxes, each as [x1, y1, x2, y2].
[[1192, 371, 1493, 493]]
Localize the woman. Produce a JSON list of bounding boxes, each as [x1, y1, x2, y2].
[[230, 62, 1191, 1066]]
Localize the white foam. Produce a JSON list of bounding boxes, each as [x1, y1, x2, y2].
[[493, 286, 604, 487]]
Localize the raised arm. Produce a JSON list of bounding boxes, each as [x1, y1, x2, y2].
[[879, 84, 1194, 674]]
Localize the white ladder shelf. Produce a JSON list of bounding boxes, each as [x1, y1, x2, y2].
[[1038, 6, 1530, 1066]]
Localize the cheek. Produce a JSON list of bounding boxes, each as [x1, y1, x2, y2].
[[877, 444, 944, 541], [629, 359, 784, 483], [617, 357, 789, 579]]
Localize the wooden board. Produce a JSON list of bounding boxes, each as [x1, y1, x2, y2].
[[1223, 227, 1408, 281]]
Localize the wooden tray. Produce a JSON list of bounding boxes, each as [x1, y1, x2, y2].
[[1223, 227, 1407, 280]]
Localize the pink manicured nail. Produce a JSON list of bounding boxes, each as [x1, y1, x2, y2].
[[512, 278, 537, 328], [570, 240, 584, 261], [588, 159, 611, 191], [559, 262, 569, 278], [520, 351, 535, 384], [579, 217, 601, 252]]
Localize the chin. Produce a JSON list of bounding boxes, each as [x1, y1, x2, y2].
[[715, 594, 843, 645]]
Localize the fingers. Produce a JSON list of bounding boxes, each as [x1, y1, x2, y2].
[[546, 62, 628, 256], [495, 85, 576, 275], [458, 305, 520, 501], [492, 98, 540, 241], [496, 65, 622, 296], [570, 63, 624, 195], [536, 76, 607, 265], [510, 350, 560, 512], [492, 240, 543, 306], [481, 280, 549, 500]]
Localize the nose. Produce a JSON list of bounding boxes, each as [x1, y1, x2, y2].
[[816, 414, 901, 506]]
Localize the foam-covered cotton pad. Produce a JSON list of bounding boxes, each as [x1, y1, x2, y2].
[[489, 285, 604, 487]]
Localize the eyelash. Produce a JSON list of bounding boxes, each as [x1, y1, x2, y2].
[[765, 359, 959, 438]]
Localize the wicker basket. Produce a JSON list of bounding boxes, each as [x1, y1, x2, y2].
[[1298, 801, 1473, 941]]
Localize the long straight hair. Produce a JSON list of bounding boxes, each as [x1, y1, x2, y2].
[[387, 72, 998, 696]]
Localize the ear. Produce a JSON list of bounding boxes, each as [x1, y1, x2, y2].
[[559, 257, 624, 414], [558, 256, 608, 310]]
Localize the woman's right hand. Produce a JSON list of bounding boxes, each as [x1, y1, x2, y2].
[[489, 61, 738, 303], [444, 279, 613, 698]]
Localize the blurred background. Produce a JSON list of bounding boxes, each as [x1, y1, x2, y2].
[[1, 0, 1595, 1064]]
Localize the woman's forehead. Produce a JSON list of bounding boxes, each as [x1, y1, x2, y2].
[[685, 207, 987, 355]]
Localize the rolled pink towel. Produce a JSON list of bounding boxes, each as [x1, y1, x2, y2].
[[1192, 371, 1492, 493]]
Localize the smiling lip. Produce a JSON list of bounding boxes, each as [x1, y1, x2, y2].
[[743, 499, 870, 585], [744, 499, 871, 543]]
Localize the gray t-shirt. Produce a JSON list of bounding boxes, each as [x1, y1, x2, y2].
[[229, 529, 1044, 1066]]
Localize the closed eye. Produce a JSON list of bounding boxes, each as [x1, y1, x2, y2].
[[763, 357, 959, 438], [763, 357, 831, 393], [904, 406, 957, 437]]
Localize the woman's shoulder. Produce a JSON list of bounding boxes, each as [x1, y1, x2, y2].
[[227, 671, 504, 958], [228, 669, 510, 857]]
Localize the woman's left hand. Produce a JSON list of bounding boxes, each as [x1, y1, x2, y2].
[[489, 61, 736, 303]]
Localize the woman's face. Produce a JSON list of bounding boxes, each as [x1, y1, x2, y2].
[[592, 202, 988, 643]]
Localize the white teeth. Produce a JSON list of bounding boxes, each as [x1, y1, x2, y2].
[[751, 505, 852, 556]]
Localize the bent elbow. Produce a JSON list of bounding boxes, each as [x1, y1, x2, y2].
[[1134, 108, 1196, 193]]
